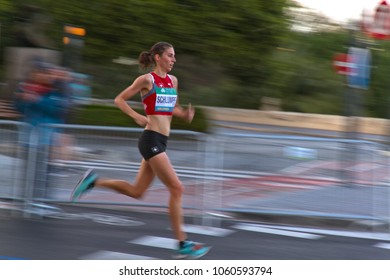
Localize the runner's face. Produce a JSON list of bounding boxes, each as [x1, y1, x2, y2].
[[157, 47, 176, 72]]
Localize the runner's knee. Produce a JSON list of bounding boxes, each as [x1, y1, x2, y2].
[[169, 182, 184, 198], [132, 187, 148, 199], [132, 191, 144, 199]]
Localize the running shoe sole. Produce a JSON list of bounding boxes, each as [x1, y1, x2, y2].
[[71, 169, 97, 202]]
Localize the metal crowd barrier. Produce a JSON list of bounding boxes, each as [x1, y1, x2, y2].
[[202, 133, 390, 231], [0, 120, 28, 204], [0, 120, 389, 232], [20, 123, 207, 219]]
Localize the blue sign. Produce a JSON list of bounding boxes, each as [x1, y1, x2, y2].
[[347, 47, 371, 90]]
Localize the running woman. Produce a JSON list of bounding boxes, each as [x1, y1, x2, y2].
[[71, 42, 209, 259]]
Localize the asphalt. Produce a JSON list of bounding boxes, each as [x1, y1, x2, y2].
[[3, 203, 389, 260]]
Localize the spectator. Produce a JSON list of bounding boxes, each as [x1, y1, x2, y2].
[[14, 61, 71, 201]]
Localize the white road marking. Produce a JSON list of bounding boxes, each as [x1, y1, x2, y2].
[[129, 235, 206, 250], [374, 243, 390, 250], [232, 223, 323, 239], [256, 224, 390, 241], [80, 250, 157, 260], [183, 224, 234, 237], [129, 236, 177, 250]]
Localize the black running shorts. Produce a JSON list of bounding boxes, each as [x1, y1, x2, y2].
[[138, 130, 168, 160]]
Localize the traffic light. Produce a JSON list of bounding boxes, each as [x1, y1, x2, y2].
[[63, 24, 86, 70], [63, 24, 86, 47]]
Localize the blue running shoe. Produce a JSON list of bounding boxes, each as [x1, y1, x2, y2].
[[174, 240, 211, 259], [71, 169, 98, 202]]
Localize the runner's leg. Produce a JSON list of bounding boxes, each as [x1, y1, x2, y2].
[[146, 152, 186, 242], [94, 159, 155, 199]]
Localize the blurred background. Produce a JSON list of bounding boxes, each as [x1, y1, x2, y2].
[[0, 0, 390, 260], [0, 0, 389, 115]]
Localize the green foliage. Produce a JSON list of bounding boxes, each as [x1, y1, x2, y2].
[[261, 29, 348, 114], [3, 0, 390, 119], [2, 0, 290, 109], [365, 40, 390, 119]]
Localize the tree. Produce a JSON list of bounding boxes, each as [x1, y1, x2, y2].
[[3, 0, 293, 108]]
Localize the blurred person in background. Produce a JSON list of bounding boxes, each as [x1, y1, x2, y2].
[[14, 60, 71, 200], [71, 41, 210, 259], [69, 72, 92, 105], [49, 65, 74, 163], [14, 61, 71, 144]]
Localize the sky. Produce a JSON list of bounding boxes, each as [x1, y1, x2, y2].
[[295, 0, 386, 23]]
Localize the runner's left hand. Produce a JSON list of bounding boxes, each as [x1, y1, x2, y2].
[[186, 103, 195, 123]]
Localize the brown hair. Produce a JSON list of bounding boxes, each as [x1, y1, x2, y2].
[[138, 42, 173, 70]]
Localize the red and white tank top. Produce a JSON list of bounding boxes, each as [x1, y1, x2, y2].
[[141, 72, 177, 115]]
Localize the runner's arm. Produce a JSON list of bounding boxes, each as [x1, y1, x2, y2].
[[170, 75, 195, 123], [114, 75, 151, 126]]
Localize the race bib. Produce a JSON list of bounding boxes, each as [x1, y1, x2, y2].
[[155, 87, 177, 112]]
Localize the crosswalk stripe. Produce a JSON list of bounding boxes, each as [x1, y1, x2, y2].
[[79, 250, 157, 260], [232, 223, 323, 239], [129, 235, 207, 250], [183, 224, 234, 237], [374, 243, 390, 250], [129, 236, 177, 250], [256, 224, 390, 241]]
